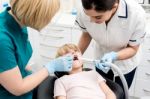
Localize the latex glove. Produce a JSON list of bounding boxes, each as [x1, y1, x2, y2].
[[44, 55, 73, 74], [101, 52, 118, 63], [94, 52, 117, 73], [94, 61, 111, 73]]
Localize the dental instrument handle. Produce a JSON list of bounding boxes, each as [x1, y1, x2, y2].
[[81, 58, 100, 64], [105, 62, 129, 99]]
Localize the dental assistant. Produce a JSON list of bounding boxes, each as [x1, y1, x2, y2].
[[76, 0, 146, 88], [0, 0, 73, 99]]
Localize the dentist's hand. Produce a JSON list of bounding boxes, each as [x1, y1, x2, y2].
[[101, 52, 118, 63], [44, 55, 73, 74], [95, 61, 111, 73], [95, 52, 118, 73]]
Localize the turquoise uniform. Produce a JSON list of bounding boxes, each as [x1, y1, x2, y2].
[[0, 7, 33, 99]]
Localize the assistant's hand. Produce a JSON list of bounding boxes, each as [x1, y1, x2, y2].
[[94, 52, 118, 73], [94, 61, 111, 73], [44, 55, 73, 74], [101, 52, 118, 63]]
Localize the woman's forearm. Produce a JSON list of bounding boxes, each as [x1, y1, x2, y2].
[[78, 32, 92, 54], [117, 45, 139, 60], [19, 68, 49, 95], [0, 67, 49, 96], [106, 92, 116, 99]]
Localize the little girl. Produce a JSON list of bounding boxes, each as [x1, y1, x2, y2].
[[54, 44, 116, 99]]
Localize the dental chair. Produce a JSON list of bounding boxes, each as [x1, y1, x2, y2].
[[33, 66, 125, 99]]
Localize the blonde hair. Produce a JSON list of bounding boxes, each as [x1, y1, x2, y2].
[[56, 44, 81, 58], [10, 0, 60, 30]]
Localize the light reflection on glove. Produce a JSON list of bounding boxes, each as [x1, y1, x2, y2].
[[44, 55, 73, 74]]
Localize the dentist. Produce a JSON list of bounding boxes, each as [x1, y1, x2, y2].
[[76, 0, 146, 89], [0, 0, 73, 99]]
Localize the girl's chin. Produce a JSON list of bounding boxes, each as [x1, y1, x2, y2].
[[72, 64, 82, 68], [72, 60, 82, 67], [72, 63, 83, 69], [73, 60, 82, 65]]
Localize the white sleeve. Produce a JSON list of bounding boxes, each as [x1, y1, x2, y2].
[[75, 11, 88, 32], [129, 12, 146, 46], [54, 79, 66, 98]]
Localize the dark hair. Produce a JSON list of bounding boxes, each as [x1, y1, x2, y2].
[[81, 0, 118, 12]]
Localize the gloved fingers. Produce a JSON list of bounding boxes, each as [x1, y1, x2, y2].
[[64, 53, 73, 57], [96, 63, 110, 73], [101, 52, 117, 63], [66, 56, 73, 61], [63, 56, 73, 65], [61, 55, 73, 63], [102, 67, 110, 73], [101, 53, 109, 61], [94, 60, 100, 67], [65, 65, 72, 71], [63, 54, 73, 61], [63, 56, 73, 71], [101, 57, 112, 63], [94, 62, 104, 69], [100, 63, 110, 73], [66, 60, 73, 67], [103, 65, 110, 70], [107, 58, 113, 62], [101, 62, 111, 69]]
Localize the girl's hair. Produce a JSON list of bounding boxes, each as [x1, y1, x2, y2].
[[56, 44, 80, 58], [10, 0, 60, 30], [81, 0, 118, 12]]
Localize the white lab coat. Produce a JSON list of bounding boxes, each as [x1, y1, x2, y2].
[[76, 0, 146, 74]]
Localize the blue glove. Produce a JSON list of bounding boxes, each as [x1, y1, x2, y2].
[[101, 52, 118, 63], [94, 61, 111, 73], [44, 55, 73, 74], [94, 52, 118, 73]]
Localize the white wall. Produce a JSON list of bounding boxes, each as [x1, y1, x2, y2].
[[135, 0, 150, 4], [0, 0, 10, 12], [59, 0, 82, 13]]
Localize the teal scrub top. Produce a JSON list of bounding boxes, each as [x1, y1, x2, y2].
[[0, 7, 33, 99]]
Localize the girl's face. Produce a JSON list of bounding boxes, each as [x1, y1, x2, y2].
[[66, 49, 83, 70]]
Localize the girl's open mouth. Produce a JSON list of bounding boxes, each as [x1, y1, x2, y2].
[[73, 56, 78, 61]]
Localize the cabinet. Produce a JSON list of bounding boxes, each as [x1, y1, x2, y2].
[[38, 25, 72, 66], [132, 13, 150, 97], [133, 33, 150, 97]]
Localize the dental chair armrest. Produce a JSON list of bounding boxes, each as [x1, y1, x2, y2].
[[36, 76, 57, 99]]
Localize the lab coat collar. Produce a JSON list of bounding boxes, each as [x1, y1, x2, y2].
[[117, 0, 128, 18]]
